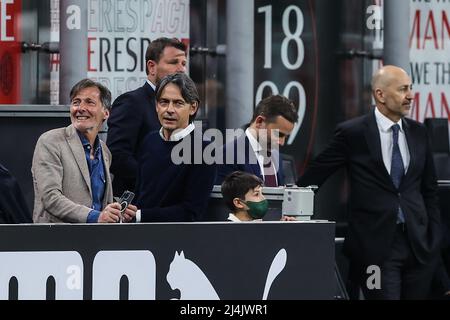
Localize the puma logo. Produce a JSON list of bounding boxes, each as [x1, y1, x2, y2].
[[167, 251, 219, 300], [166, 248, 287, 300]]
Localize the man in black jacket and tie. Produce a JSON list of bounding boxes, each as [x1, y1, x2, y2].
[[297, 65, 441, 299], [215, 95, 298, 187], [106, 37, 187, 196]]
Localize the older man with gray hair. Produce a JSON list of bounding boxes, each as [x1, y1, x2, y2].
[[32, 79, 137, 223]]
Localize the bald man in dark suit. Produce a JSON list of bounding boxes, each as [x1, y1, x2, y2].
[[298, 66, 441, 299]]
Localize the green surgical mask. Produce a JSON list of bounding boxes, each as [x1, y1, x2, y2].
[[243, 199, 269, 219]]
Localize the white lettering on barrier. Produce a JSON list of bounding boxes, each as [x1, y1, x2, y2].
[[92, 250, 156, 300], [0, 251, 83, 300], [0, 249, 287, 300]]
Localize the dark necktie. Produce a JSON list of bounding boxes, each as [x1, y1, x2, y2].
[[262, 151, 277, 187], [391, 124, 405, 223]]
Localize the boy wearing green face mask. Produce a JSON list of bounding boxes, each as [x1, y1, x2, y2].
[[221, 171, 295, 222]]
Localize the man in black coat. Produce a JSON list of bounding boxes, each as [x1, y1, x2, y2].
[[106, 37, 187, 196], [297, 65, 441, 299], [0, 163, 31, 223]]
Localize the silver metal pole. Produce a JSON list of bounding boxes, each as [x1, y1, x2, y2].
[[383, 0, 410, 70], [226, 0, 254, 129], [59, 0, 87, 104]]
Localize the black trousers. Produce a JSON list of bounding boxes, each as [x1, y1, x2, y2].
[[351, 224, 437, 300]]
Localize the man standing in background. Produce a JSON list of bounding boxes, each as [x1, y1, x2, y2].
[[215, 95, 298, 187], [297, 66, 441, 299]]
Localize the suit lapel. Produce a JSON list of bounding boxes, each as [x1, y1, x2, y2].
[[65, 125, 92, 195], [143, 81, 156, 97], [243, 135, 263, 178], [271, 149, 283, 185], [401, 118, 416, 185], [248, 163, 262, 177], [364, 110, 395, 188]]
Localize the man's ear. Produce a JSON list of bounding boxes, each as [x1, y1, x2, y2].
[[102, 108, 110, 122], [374, 88, 385, 104], [190, 101, 199, 116], [254, 115, 267, 129], [147, 60, 157, 77]]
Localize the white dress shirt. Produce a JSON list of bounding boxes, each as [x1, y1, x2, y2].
[[245, 128, 278, 185], [159, 122, 196, 142], [146, 79, 156, 91], [374, 107, 410, 174]]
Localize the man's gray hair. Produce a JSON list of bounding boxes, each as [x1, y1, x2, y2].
[[155, 73, 200, 121], [69, 79, 112, 111]]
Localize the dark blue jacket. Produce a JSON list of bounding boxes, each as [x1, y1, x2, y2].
[[135, 130, 217, 222], [107, 82, 160, 196]]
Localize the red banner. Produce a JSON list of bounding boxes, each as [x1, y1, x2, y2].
[[0, 0, 21, 104]]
